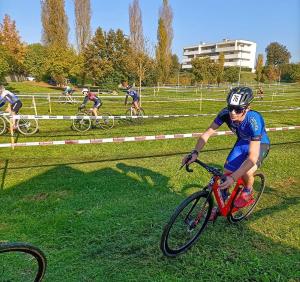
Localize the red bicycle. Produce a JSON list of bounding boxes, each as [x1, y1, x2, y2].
[[160, 159, 265, 257]]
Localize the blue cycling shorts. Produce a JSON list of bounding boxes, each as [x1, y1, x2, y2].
[[224, 139, 270, 172]]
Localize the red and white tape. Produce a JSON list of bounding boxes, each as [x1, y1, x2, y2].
[[0, 126, 299, 148], [5, 107, 300, 120]]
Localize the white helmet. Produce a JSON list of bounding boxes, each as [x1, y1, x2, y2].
[[82, 88, 89, 95]]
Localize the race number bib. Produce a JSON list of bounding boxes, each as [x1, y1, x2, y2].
[[230, 94, 242, 105]]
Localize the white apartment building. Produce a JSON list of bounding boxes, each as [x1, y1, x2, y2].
[[182, 39, 257, 72]]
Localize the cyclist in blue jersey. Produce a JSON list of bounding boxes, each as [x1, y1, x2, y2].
[[0, 85, 23, 128], [182, 87, 270, 219], [79, 88, 102, 123], [122, 81, 140, 114]]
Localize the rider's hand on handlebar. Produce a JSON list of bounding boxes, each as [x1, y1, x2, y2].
[[181, 149, 199, 167]]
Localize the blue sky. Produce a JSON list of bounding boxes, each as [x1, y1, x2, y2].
[[0, 0, 299, 63]]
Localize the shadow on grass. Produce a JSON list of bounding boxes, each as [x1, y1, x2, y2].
[[0, 163, 299, 281]]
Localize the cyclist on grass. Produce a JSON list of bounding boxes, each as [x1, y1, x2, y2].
[[0, 85, 23, 129], [79, 88, 102, 124], [122, 81, 140, 114], [182, 87, 270, 220], [63, 84, 74, 96]]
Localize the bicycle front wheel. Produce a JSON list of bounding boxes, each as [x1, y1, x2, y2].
[[98, 112, 114, 130], [72, 113, 91, 132], [17, 118, 39, 135], [160, 190, 213, 257], [228, 173, 265, 223], [0, 242, 47, 282]]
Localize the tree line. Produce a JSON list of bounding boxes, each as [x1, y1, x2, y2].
[[0, 0, 299, 88]]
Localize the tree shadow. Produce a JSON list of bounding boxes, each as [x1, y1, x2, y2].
[[0, 162, 298, 281]]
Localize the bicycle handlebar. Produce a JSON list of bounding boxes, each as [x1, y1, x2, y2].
[[185, 159, 226, 180]]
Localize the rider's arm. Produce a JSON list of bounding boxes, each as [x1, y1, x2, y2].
[[183, 122, 220, 165], [194, 122, 220, 152], [124, 95, 128, 105], [230, 140, 260, 181]]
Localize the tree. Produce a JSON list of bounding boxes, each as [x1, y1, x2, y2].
[[191, 57, 219, 84], [224, 67, 239, 83], [75, 0, 91, 53], [265, 42, 291, 66], [217, 52, 225, 86], [263, 65, 280, 82], [41, 0, 69, 48], [128, 0, 154, 89], [255, 54, 264, 82], [129, 0, 144, 53], [44, 45, 80, 86], [83, 28, 113, 85], [0, 46, 10, 82], [23, 44, 47, 81], [156, 18, 169, 83], [0, 14, 25, 75], [159, 0, 173, 57], [156, 0, 173, 84]]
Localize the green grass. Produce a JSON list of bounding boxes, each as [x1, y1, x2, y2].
[[0, 82, 299, 281]]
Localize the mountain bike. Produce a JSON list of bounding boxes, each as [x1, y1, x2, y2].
[[125, 106, 145, 124], [0, 242, 47, 281], [160, 159, 265, 257], [72, 107, 114, 132], [0, 112, 39, 136]]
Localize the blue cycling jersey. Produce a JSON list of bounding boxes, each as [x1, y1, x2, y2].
[[214, 108, 270, 144], [0, 90, 20, 106], [126, 89, 139, 101]]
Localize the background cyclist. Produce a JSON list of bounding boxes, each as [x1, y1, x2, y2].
[[122, 81, 140, 114], [0, 85, 23, 129], [63, 84, 74, 96], [182, 87, 270, 219], [79, 88, 102, 124]]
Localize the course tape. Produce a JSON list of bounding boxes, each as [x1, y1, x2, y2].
[[6, 107, 300, 120], [0, 126, 299, 148]]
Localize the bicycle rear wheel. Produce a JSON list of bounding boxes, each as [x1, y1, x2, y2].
[[17, 118, 39, 135], [0, 116, 7, 135], [228, 173, 265, 223], [98, 112, 114, 130], [0, 242, 47, 282], [160, 190, 213, 257], [72, 113, 91, 132]]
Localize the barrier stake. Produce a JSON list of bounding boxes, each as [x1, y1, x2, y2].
[[48, 93, 52, 114], [32, 96, 38, 115], [8, 104, 14, 150]]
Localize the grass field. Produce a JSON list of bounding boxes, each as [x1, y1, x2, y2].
[[0, 82, 299, 281]]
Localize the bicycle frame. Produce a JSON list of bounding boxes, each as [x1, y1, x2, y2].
[[211, 175, 250, 216]]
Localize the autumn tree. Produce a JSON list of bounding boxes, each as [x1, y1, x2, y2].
[[217, 52, 225, 86], [44, 45, 80, 86], [75, 0, 91, 53], [41, 0, 69, 48], [191, 57, 219, 84], [128, 0, 154, 92], [156, 0, 173, 84], [265, 42, 291, 66], [224, 66, 239, 83], [23, 43, 47, 81], [0, 14, 25, 75], [255, 54, 264, 83], [156, 18, 169, 83], [83, 28, 113, 85]]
